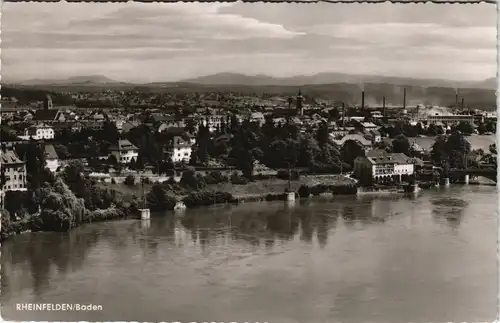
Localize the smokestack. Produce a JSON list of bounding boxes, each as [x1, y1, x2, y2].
[[403, 88, 407, 109], [382, 96, 386, 117], [361, 91, 365, 110], [455, 94, 459, 106], [461, 98, 464, 110]]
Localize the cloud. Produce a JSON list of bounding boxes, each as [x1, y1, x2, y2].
[[2, 2, 496, 82]]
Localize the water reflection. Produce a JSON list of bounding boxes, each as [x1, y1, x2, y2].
[[431, 197, 469, 228], [1, 186, 496, 322]]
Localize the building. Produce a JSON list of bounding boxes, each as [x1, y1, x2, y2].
[[20, 123, 55, 140], [202, 115, 225, 133], [296, 90, 304, 116], [366, 129, 382, 143], [166, 135, 192, 163], [354, 150, 415, 185], [425, 114, 474, 125], [44, 144, 60, 173], [250, 112, 265, 126], [33, 97, 65, 123], [0, 149, 28, 205], [110, 139, 139, 164], [331, 134, 373, 152]]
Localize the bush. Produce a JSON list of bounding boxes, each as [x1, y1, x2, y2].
[[87, 208, 125, 222], [183, 191, 235, 208], [277, 170, 300, 180], [111, 178, 116, 184], [298, 185, 311, 198], [124, 175, 136, 186], [180, 169, 206, 190], [204, 171, 228, 185], [230, 172, 248, 185]]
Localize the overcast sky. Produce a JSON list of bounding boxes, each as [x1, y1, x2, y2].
[[2, 2, 496, 83]]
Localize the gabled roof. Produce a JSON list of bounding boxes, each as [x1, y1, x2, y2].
[[1, 149, 24, 165], [332, 134, 372, 147], [110, 139, 138, 151], [33, 109, 63, 121]]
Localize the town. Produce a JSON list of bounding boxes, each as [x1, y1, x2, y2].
[[0, 84, 497, 238]]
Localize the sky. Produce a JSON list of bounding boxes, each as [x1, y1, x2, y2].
[[2, 2, 497, 83]]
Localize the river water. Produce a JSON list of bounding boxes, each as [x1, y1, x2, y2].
[[1, 185, 497, 322]]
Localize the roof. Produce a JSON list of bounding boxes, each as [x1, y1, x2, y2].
[[251, 112, 265, 119], [365, 150, 413, 165], [360, 122, 378, 128], [44, 144, 59, 160], [110, 139, 138, 151], [33, 109, 62, 121], [332, 134, 372, 147], [1, 149, 24, 165]]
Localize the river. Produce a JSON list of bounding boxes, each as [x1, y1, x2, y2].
[[1, 185, 497, 322]]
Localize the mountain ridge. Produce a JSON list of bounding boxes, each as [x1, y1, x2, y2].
[[8, 73, 496, 90]]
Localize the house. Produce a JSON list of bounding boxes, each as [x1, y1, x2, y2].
[[354, 150, 415, 185], [367, 129, 382, 143], [33, 99, 66, 123], [20, 123, 55, 140], [44, 144, 60, 173], [0, 149, 28, 205], [250, 112, 265, 126], [165, 135, 192, 163], [158, 120, 186, 133], [331, 134, 373, 151], [110, 139, 139, 164], [202, 115, 225, 132]]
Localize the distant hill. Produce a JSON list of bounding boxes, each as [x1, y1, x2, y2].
[[18, 75, 124, 86], [181, 72, 496, 90]]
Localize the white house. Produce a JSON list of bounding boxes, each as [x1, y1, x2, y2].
[[166, 136, 192, 163], [20, 123, 55, 140], [110, 139, 139, 164]]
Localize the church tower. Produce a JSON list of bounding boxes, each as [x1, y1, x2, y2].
[[296, 89, 304, 116]]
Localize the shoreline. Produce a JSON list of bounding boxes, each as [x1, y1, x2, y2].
[[1, 175, 494, 242]]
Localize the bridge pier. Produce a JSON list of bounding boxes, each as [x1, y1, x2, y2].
[[285, 191, 296, 202], [464, 174, 469, 185], [442, 177, 450, 187]]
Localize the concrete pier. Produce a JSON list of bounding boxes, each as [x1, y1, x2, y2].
[[443, 178, 450, 187], [139, 208, 151, 220], [285, 192, 296, 202]]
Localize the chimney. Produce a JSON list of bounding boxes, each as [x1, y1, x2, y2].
[[403, 88, 407, 110], [455, 93, 459, 106], [382, 96, 386, 117], [461, 98, 464, 110], [361, 91, 365, 110]]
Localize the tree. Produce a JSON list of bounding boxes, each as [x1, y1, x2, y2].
[[315, 122, 330, 148], [392, 134, 411, 155], [341, 140, 365, 166], [477, 123, 487, 135], [124, 175, 135, 187], [145, 183, 177, 212], [455, 122, 474, 135]]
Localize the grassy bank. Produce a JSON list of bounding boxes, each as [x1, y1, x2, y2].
[[97, 175, 356, 200]]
